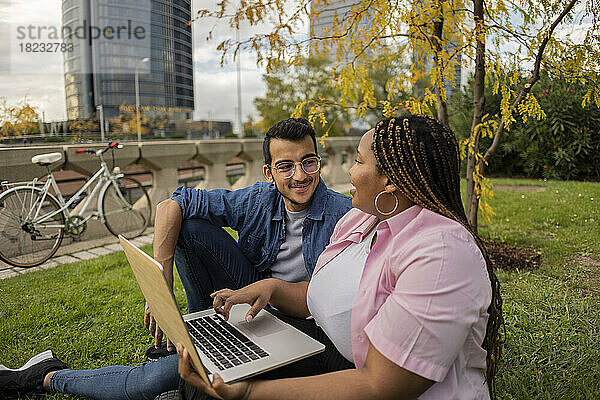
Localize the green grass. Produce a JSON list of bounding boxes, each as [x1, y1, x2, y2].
[[1, 178, 599, 399], [0, 248, 187, 399], [474, 178, 600, 399], [476, 178, 599, 267]]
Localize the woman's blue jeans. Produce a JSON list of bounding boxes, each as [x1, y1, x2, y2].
[[49, 354, 179, 400]]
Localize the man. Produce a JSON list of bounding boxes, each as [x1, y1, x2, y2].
[[146, 118, 352, 354]]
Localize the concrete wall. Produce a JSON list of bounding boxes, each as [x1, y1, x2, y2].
[[0, 137, 359, 242]]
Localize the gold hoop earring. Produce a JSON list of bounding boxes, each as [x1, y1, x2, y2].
[[374, 191, 399, 216]]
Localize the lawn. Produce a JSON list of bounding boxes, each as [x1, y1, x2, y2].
[[476, 178, 600, 399], [0, 177, 599, 399]]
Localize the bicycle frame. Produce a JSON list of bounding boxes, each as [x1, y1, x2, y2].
[[0, 141, 150, 267], [20, 151, 125, 228]]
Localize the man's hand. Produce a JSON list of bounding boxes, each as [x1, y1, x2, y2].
[[177, 343, 252, 400], [211, 279, 277, 322], [144, 302, 174, 350]]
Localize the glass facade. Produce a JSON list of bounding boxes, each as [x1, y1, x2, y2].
[[62, 0, 194, 120], [311, 0, 362, 34], [309, 0, 372, 60], [63, 0, 94, 120], [309, 0, 462, 97]]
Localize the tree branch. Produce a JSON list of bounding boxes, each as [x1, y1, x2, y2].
[[482, 0, 580, 164], [350, 0, 401, 64]]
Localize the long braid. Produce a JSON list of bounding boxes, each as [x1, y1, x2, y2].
[[372, 115, 504, 400]]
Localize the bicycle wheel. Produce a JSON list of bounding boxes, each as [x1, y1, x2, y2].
[[102, 177, 151, 239], [0, 187, 65, 268]]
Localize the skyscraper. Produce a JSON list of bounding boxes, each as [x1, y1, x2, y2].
[[62, 0, 194, 121], [309, 0, 371, 59], [309, 0, 462, 97], [311, 0, 358, 36]]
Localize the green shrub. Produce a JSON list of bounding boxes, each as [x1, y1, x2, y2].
[[448, 73, 600, 180], [514, 81, 600, 180], [43, 136, 65, 143]]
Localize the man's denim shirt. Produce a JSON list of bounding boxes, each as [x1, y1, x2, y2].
[[171, 179, 352, 277]]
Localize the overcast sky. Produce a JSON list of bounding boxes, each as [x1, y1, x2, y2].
[[0, 0, 305, 124]]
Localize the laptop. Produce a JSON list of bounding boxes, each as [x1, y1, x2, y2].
[[119, 236, 325, 385]]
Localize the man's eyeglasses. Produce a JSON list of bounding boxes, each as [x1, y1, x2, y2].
[[269, 156, 321, 179]]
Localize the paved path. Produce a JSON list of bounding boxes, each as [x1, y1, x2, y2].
[[0, 228, 154, 280]]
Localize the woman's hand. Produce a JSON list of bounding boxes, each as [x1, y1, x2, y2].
[[211, 279, 278, 322], [177, 344, 253, 400]]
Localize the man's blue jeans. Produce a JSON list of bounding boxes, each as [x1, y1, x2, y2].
[[174, 218, 269, 312], [49, 354, 179, 400], [48, 312, 353, 400], [47, 220, 281, 399]]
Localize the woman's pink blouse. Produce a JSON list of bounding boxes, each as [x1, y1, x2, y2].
[[312, 206, 492, 399]]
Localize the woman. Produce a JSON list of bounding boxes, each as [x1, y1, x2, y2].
[[178, 115, 503, 400]]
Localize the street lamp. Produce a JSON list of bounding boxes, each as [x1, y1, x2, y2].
[[135, 57, 150, 142], [97, 104, 105, 142]]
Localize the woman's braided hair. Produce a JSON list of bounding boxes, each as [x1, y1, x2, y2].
[[372, 115, 503, 399]]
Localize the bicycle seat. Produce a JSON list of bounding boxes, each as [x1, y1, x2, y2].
[[31, 152, 63, 166]]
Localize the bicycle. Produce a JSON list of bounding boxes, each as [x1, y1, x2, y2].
[[0, 142, 152, 268]]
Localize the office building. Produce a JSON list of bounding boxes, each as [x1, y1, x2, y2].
[[309, 0, 371, 58], [310, 0, 461, 97], [62, 0, 194, 121]]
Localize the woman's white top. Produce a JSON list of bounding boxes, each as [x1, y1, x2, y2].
[[306, 227, 377, 362]]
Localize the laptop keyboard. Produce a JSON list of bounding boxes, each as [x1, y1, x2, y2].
[[186, 314, 269, 370]]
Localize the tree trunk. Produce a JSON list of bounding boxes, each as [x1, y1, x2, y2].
[[466, 0, 486, 231], [481, 0, 579, 167], [432, 1, 449, 127], [465, 0, 578, 233]]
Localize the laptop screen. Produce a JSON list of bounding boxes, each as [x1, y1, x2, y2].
[[119, 236, 211, 385]]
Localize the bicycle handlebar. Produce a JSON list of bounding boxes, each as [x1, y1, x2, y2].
[[76, 142, 122, 155]]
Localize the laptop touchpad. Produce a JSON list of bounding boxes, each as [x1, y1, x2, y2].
[[237, 314, 286, 337]]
